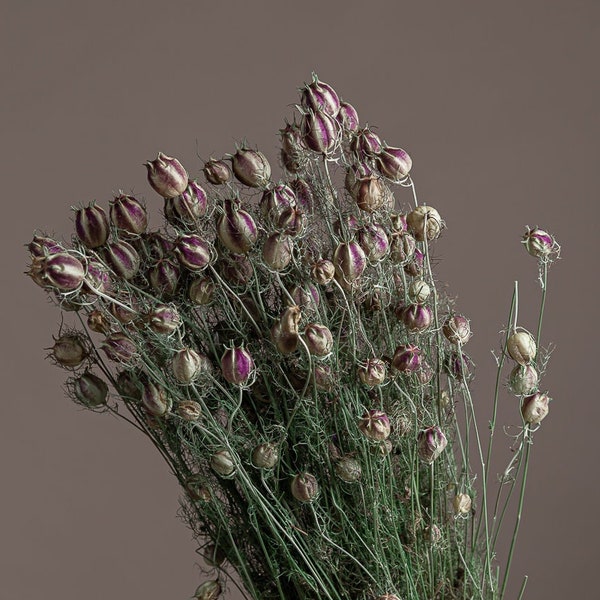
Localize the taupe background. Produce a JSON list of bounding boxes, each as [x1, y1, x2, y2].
[[2, 1, 597, 598]]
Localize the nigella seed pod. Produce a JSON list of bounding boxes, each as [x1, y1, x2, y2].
[[390, 213, 408, 233], [145, 152, 189, 198], [251, 443, 279, 469], [521, 392, 551, 425], [290, 472, 319, 503], [148, 258, 181, 298], [221, 346, 255, 385], [217, 200, 258, 254], [71, 372, 109, 408], [186, 475, 213, 502], [336, 100, 359, 132], [203, 157, 231, 185], [334, 456, 362, 483], [300, 74, 341, 116], [280, 122, 309, 173], [443, 315, 472, 345], [103, 240, 140, 280], [262, 233, 293, 271], [406, 205, 443, 242], [219, 254, 253, 287], [522, 227, 558, 259], [375, 145, 413, 182], [507, 330, 537, 365], [404, 248, 424, 277], [357, 358, 387, 386], [314, 364, 334, 391], [74, 202, 110, 248], [182, 180, 208, 216], [171, 347, 203, 383], [371, 439, 394, 457], [418, 360, 434, 385], [389, 232, 416, 265], [392, 344, 422, 373], [175, 234, 212, 272], [229, 147, 271, 188], [333, 213, 360, 237], [164, 186, 206, 229], [202, 545, 226, 567], [83, 261, 112, 295], [146, 304, 181, 334], [359, 409, 391, 441], [260, 184, 297, 223], [311, 259, 335, 285], [30, 252, 86, 292], [101, 332, 138, 364], [357, 223, 390, 261], [304, 323, 333, 356], [300, 108, 340, 155], [87, 309, 111, 334], [50, 333, 89, 368], [143, 231, 174, 261], [509, 364, 539, 396], [444, 351, 474, 381], [353, 176, 391, 213], [333, 240, 367, 285], [453, 493, 473, 516], [417, 426, 448, 463], [109, 194, 148, 236], [408, 278, 431, 303], [176, 400, 202, 422], [211, 449, 236, 478], [350, 126, 383, 157], [289, 284, 320, 313], [290, 177, 314, 214], [401, 303, 433, 333], [193, 580, 222, 600], [141, 381, 171, 416], [278, 206, 307, 237], [189, 277, 215, 305], [115, 370, 143, 402], [28, 234, 63, 258], [108, 296, 139, 324], [271, 306, 301, 354], [345, 161, 374, 195]]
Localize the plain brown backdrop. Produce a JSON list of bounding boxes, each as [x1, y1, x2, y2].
[[2, 1, 598, 599]]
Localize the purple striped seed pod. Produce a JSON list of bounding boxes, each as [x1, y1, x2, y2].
[[300, 74, 341, 116], [28, 234, 63, 258], [359, 410, 391, 441], [333, 240, 367, 285], [164, 184, 207, 229], [406, 205, 443, 242], [304, 323, 333, 356], [148, 258, 181, 297], [101, 332, 138, 364], [50, 333, 89, 368], [83, 260, 112, 295], [353, 176, 391, 213], [143, 231, 175, 261], [103, 240, 140, 280], [278, 206, 307, 237], [337, 100, 359, 132], [311, 259, 335, 285], [521, 392, 550, 425], [300, 108, 340, 155], [357, 223, 390, 261], [229, 147, 271, 188], [31, 253, 86, 292], [74, 203, 110, 249], [219, 254, 254, 287], [107, 296, 139, 324], [262, 233, 293, 271], [375, 145, 413, 182], [289, 177, 314, 214], [146, 304, 181, 334], [401, 303, 433, 333], [522, 227, 557, 259], [141, 381, 171, 417], [280, 122, 309, 174], [357, 358, 387, 386], [290, 472, 319, 503], [350, 127, 383, 157], [175, 234, 212, 272], [404, 248, 424, 277], [444, 351, 474, 381], [217, 200, 258, 254], [389, 232, 416, 265], [109, 194, 148, 236], [188, 277, 216, 305], [260, 183, 297, 223], [203, 158, 231, 185], [71, 372, 109, 408], [221, 345, 255, 385], [509, 364, 539, 396], [392, 344, 422, 373], [145, 152, 189, 198], [443, 315, 472, 346], [345, 161, 374, 195], [333, 213, 361, 237], [417, 426, 448, 463], [289, 283, 320, 313]]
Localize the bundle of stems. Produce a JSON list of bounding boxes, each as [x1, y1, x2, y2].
[[26, 75, 560, 600]]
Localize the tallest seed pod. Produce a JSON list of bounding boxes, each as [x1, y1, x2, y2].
[[300, 108, 340, 155], [300, 73, 341, 117], [145, 152, 189, 198]]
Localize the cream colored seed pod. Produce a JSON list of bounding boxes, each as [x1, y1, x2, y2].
[[406, 205, 443, 241], [408, 278, 431, 303], [507, 330, 537, 365]]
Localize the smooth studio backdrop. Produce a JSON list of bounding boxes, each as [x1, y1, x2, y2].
[[2, 1, 598, 599]]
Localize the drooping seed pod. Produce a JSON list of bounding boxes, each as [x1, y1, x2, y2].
[[444, 351, 474, 381], [408, 278, 431, 303], [443, 315, 472, 345], [29, 253, 86, 292], [188, 277, 215, 305], [203, 157, 231, 185], [277, 206, 307, 237], [417, 426, 448, 463], [87, 309, 111, 334], [522, 227, 558, 259], [350, 126, 383, 157], [260, 183, 297, 223], [141, 381, 171, 416], [300, 108, 340, 155], [271, 306, 301, 354], [290, 177, 314, 214], [193, 580, 222, 600], [508, 364, 539, 396], [211, 449, 236, 478], [290, 472, 319, 503], [392, 344, 422, 373], [357, 358, 387, 386], [375, 145, 413, 182], [359, 409, 391, 441], [353, 175, 391, 213], [70, 371, 109, 408], [406, 205, 443, 242], [251, 443, 279, 469], [176, 400, 202, 422], [107, 296, 139, 324], [389, 232, 416, 265], [289, 283, 320, 313], [28, 234, 63, 258], [336, 100, 359, 132], [171, 348, 204, 383], [147, 258, 181, 298], [102, 240, 140, 280], [300, 74, 340, 116], [146, 304, 181, 334], [217, 199, 258, 254], [280, 122, 309, 173], [404, 248, 424, 277], [521, 392, 550, 425], [311, 259, 335, 285], [357, 223, 390, 261], [507, 330, 537, 365], [333, 240, 367, 286], [174, 234, 212, 272], [101, 332, 138, 364], [221, 345, 255, 385], [74, 202, 110, 248], [229, 147, 271, 188], [400, 303, 433, 333], [304, 323, 333, 356], [50, 333, 89, 368], [109, 194, 148, 236], [145, 152, 189, 198], [262, 232, 293, 271], [334, 456, 362, 483], [453, 493, 473, 516]]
